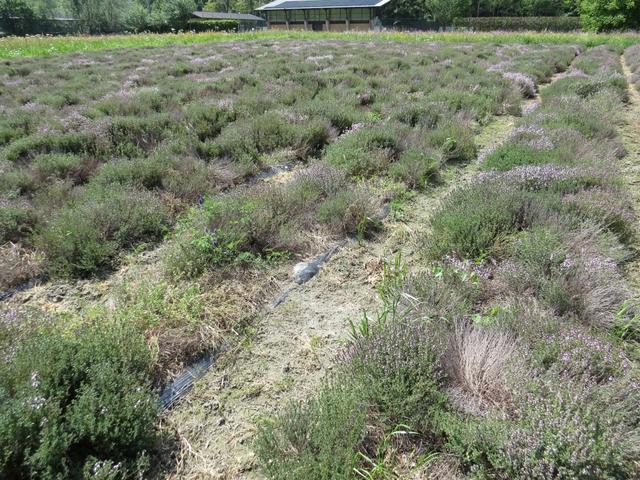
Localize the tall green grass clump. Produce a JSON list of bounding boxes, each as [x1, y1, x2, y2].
[[1, 31, 639, 60]]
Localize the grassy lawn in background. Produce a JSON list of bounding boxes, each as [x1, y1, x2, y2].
[[1, 30, 639, 59]]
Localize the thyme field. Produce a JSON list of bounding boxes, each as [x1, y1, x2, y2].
[[0, 37, 639, 479]]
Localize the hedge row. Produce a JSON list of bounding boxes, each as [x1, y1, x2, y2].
[[454, 16, 581, 32], [0, 18, 79, 36], [185, 19, 239, 32]]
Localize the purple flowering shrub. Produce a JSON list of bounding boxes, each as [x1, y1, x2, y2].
[[532, 326, 632, 383], [184, 103, 236, 142], [481, 144, 565, 172], [428, 161, 624, 264], [506, 124, 555, 151], [30, 153, 87, 183], [0, 199, 37, 244], [529, 94, 619, 140], [388, 149, 441, 190], [108, 113, 173, 157], [202, 112, 330, 167], [426, 178, 532, 260], [322, 125, 401, 178], [572, 45, 624, 77], [477, 164, 587, 191], [423, 120, 477, 164], [35, 186, 172, 278], [564, 186, 637, 243], [493, 222, 632, 329], [2, 131, 96, 164], [490, 44, 577, 84], [541, 75, 628, 103], [541, 45, 628, 102], [94, 154, 234, 205], [502, 373, 640, 480], [503, 72, 537, 98]]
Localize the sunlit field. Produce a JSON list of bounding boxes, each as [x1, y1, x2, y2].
[[1, 36, 639, 479]]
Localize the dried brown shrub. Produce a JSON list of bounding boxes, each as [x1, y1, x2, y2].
[[443, 320, 522, 408], [409, 455, 464, 480], [0, 242, 44, 290]]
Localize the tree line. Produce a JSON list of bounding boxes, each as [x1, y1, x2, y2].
[[0, 0, 202, 34], [0, 0, 638, 34], [381, 0, 639, 31]]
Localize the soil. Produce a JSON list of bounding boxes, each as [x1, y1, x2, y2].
[[620, 54, 640, 289], [159, 113, 521, 480]]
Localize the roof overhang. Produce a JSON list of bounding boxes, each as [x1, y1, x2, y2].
[[192, 11, 265, 21], [256, 0, 391, 11]]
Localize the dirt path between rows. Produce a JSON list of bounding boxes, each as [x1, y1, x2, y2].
[[619, 54, 640, 289], [159, 111, 521, 479]]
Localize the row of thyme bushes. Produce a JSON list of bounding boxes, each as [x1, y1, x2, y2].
[[255, 44, 640, 479], [1, 261, 245, 480], [1, 41, 578, 283], [132, 42, 578, 280], [0, 266, 227, 479]]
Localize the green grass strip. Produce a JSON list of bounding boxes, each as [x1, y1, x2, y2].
[[1, 30, 639, 59]]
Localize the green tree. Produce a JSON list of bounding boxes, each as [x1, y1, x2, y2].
[[204, 0, 230, 12], [206, 0, 256, 13], [563, 0, 580, 15], [428, 0, 472, 24], [471, 0, 577, 16], [158, 0, 196, 27], [124, 1, 151, 30], [32, 0, 60, 17], [380, 0, 431, 19], [579, 0, 639, 31], [485, 0, 524, 15], [0, 0, 37, 34], [66, 0, 129, 32], [523, 0, 565, 15]]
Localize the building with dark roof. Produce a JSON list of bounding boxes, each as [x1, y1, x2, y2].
[[255, 0, 391, 31], [192, 11, 267, 30]]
